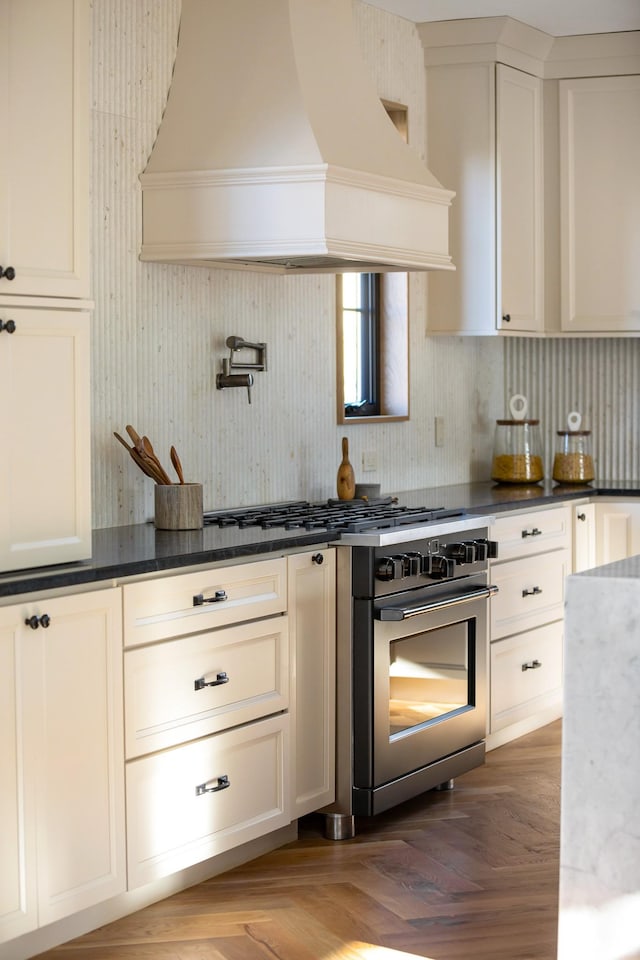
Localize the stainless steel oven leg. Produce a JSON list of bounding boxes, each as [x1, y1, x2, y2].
[[435, 778, 455, 791], [324, 813, 355, 840]]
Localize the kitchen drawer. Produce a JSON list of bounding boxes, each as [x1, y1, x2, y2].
[[490, 621, 563, 732], [124, 616, 289, 758], [490, 548, 570, 640], [123, 557, 287, 647], [126, 713, 289, 889], [491, 506, 571, 562]]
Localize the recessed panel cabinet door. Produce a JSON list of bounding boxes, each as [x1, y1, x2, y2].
[[0, 0, 89, 298], [0, 608, 37, 943], [0, 588, 125, 943], [0, 307, 91, 571], [560, 75, 640, 332]]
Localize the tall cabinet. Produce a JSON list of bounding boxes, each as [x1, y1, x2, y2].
[[0, 0, 91, 572], [421, 21, 544, 335]]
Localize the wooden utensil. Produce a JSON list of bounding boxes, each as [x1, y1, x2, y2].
[[336, 436, 355, 500], [114, 431, 163, 482], [141, 436, 173, 484], [170, 445, 185, 484]]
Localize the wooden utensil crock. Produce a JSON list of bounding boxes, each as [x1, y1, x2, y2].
[[336, 437, 356, 500]]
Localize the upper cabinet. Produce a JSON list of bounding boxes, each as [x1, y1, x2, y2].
[[422, 22, 545, 336], [426, 61, 543, 335], [559, 75, 640, 334], [0, 0, 90, 300], [420, 18, 640, 338]]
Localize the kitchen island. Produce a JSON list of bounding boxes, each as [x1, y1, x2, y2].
[[560, 557, 640, 960]]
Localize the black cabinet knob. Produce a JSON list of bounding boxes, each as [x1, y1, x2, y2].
[[0, 319, 16, 334], [0, 265, 16, 280], [311, 553, 324, 565], [24, 613, 51, 630], [502, 313, 511, 323]]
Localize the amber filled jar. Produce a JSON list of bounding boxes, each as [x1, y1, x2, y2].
[[491, 395, 544, 484], [552, 412, 594, 484]]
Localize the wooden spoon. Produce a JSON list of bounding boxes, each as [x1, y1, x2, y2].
[[141, 436, 173, 484], [170, 445, 185, 484], [114, 431, 162, 482]]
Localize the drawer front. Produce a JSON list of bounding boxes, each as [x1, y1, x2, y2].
[[124, 616, 289, 758], [491, 548, 570, 640], [123, 558, 287, 647], [491, 506, 571, 562], [491, 621, 563, 732], [126, 713, 290, 889]]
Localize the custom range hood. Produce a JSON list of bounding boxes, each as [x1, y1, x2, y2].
[[139, 0, 455, 275]]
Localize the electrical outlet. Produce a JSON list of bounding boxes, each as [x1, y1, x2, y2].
[[434, 416, 445, 447], [362, 450, 378, 472]]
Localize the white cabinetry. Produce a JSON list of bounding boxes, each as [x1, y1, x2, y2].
[[426, 61, 543, 335], [594, 499, 640, 565], [0, 587, 125, 945], [488, 506, 570, 748], [0, 304, 91, 571], [0, 0, 89, 299], [0, 0, 91, 573], [572, 501, 596, 572], [288, 548, 336, 818], [123, 559, 292, 890], [559, 75, 640, 333]]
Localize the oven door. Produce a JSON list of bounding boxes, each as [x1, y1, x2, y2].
[[352, 577, 493, 810]]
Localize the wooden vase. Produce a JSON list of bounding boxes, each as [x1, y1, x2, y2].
[[336, 437, 356, 500]]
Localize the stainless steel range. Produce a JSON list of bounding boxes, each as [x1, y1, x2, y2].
[[204, 497, 497, 840]]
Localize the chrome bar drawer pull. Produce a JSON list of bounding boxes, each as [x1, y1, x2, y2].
[[194, 671, 229, 691], [522, 659, 542, 671], [196, 774, 230, 796], [193, 589, 228, 606], [522, 586, 542, 597], [521, 527, 542, 538]]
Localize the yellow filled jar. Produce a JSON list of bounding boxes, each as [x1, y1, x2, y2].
[[552, 412, 594, 484], [491, 395, 544, 484]]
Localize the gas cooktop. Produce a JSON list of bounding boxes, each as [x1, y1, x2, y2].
[[203, 498, 464, 535]]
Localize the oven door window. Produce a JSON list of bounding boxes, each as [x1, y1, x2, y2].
[[388, 621, 473, 739]]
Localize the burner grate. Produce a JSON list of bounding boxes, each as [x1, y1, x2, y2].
[[203, 500, 463, 534]]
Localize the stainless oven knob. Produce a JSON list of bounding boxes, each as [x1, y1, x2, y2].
[[430, 555, 455, 579], [472, 540, 489, 561], [445, 542, 475, 564], [375, 556, 404, 581], [403, 552, 422, 576], [476, 538, 499, 559]]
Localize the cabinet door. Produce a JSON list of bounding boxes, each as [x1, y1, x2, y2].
[[595, 501, 640, 566], [560, 76, 640, 333], [288, 548, 336, 818], [0, 607, 37, 943], [0, 0, 89, 298], [0, 307, 91, 572], [427, 62, 542, 335], [23, 588, 126, 926], [573, 502, 596, 573], [497, 64, 543, 333]]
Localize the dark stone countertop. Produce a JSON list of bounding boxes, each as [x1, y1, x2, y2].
[[2, 479, 638, 599]]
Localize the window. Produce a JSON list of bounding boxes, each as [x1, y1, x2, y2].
[[341, 273, 380, 417], [337, 270, 409, 423]]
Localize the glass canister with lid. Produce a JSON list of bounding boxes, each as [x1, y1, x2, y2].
[[552, 411, 594, 484], [491, 394, 544, 484]]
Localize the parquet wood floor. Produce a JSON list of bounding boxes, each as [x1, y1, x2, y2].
[[37, 721, 561, 960]]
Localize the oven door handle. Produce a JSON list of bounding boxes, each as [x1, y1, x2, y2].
[[376, 584, 499, 621]]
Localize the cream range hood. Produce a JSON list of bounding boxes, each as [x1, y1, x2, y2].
[[139, 0, 455, 275]]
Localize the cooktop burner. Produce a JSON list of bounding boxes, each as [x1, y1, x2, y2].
[[203, 499, 464, 534]]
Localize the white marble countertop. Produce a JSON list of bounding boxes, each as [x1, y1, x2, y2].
[[559, 559, 640, 960]]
